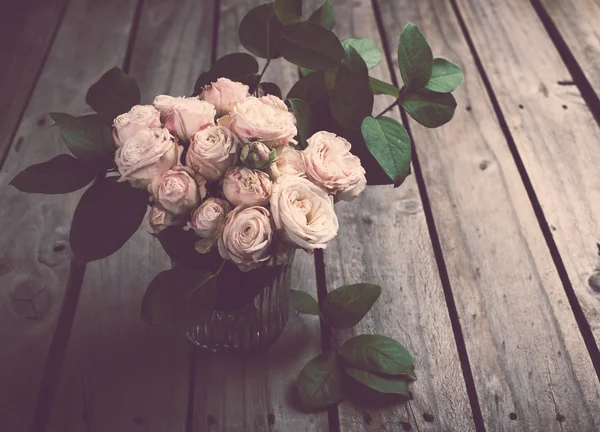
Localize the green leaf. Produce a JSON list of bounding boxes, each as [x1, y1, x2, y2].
[[287, 70, 328, 105], [279, 22, 344, 70], [215, 263, 284, 311], [308, 0, 334, 30], [86, 67, 141, 122], [340, 334, 414, 376], [156, 225, 223, 272], [321, 283, 381, 329], [425, 58, 464, 93], [401, 89, 456, 128], [299, 66, 313, 77], [10, 154, 96, 194], [239, 4, 284, 59], [290, 290, 320, 315], [398, 23, 433, 89], [50, 113, 115, 169], [274, 0, 302, 25], [286, 98, 314, 149], [194, 53, 259, 94], [260, 82, 282, 99], [345, 368, 410, 395], [369, 77, 400, 98], [70, 176, 148, 262], [297, 351, 347, 410], [329, 46, 374, 127], [141, 266, 219, 331], [341, 38, 381, 69], [361, 116, 411, 187]]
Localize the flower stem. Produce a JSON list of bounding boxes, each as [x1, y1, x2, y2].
[[186, 259, 226, 298], [255, 58, 272, 96], [374, 86, 408, 119]]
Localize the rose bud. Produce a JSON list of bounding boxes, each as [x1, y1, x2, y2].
[[240, 141, 275, 170], [153, 95, 216, 142], [115, 128, 180, 188], [112, 105, 161, 147], [149, 166, 207, 215], [269, 144, 305, 180], [217, 114, 232, 128], [186, 125, 238, 182], [302, 131, 367, 202], [229, 96, 297, 148], [185, 197, 231, 253], [149, 204, 181, 234], [270, 175, 339, 251], [222, 166, 272, 207], [200, 78, 250, 116], [218, 206, 273, 271]]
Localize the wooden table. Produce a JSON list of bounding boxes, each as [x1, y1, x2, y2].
[[2, 0, 600, 430]]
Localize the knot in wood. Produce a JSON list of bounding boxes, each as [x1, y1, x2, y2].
[[589, 273, 600, 293]]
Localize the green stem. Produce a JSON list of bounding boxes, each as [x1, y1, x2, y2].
[[255, 58, 272, 96], [186, 259, 226, 298], [374, 86, 408, 119]]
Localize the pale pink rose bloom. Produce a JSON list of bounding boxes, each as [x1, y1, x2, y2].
[[218, 206, 273, 271], [270, 144, 305, 180], [200, 78, 250, 115], [112, 105, 161, 147], [229, 96, 297, 147], [115, 128, 180, 188], [302, 131, 366, 202], [153, 95, 216, 142], [222, 166, 272, 207], [185, 197, 231, 253], [270, 175, 339, 251], [149, 204, 181, 234], [149, 166, 206, 215], [186, 126, 238, 182]]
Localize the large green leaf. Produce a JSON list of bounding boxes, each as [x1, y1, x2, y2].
[[340, 334, 415, 377], [398, 23, 433, 89], [50, 113, 115, 169], [239, 3, 283, 59], [141, 266, 219, 331], [321, 283, 381, 329], [329, 46, 373, 127], [307, 0, 334, 30], [290, 290, 320, 315], [425, 58, 464, 93], [70, 176, 148, 262], [279, 22, 344, 70], [10, 154, 96, 194], [401, 89, 456, 128], [345, 368, 410, 395], [297, 351, 347, 410], [361, 116, 411, 187], [369, 77, 400, 98], [274, 0, 302, 25], [194, 53, 259, 94], [156, 225, 223, 272], [286, 98, 314, 149], [341, 38, 381, 69], [287, 70, 328, 105], [86, 67, 140, 122]]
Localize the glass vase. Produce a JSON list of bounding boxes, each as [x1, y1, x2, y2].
[[185, 252, 294, 352]]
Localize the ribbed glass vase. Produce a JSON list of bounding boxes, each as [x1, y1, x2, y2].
[[185, 252, 294, 352]]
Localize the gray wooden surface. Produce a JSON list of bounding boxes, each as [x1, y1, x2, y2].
[[1, 0, 600, 431]]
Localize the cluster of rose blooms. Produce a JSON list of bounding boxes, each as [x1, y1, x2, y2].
[[112, 78, 367, 271]]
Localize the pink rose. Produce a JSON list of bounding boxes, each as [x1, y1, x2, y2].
[[186, 198, 231, 253], [222, 166, 272, 207], [153, 95, 216, 141], [115, 128, 180, 188], [149, 166, 206, 215], [218, 206, 273, 271], [270, 175, 339, 250], [200, 78, 249, 115], [149, 205, 180, 234], [112, 105, 161, 147], [229, 96, 297, 147], [186, 126, 238, 182], [303, 131, 366, 201], [270, 144, 305, 180]]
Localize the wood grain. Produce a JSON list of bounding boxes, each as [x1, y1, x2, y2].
[[191, 1, 327, 431], [45, 0, 217, 430], [0, 1, 139, 430], [316, 0, 476, 430], [378, 0, 600, 430]]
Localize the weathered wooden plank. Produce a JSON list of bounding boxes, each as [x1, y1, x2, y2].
[[377, 0, 600, 430], [0, 0, 69, 161], [45, 0, 218, 430], [191, 1, 327, 431], [317, 0, 477, 430], [0, 1, 139, 430]]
